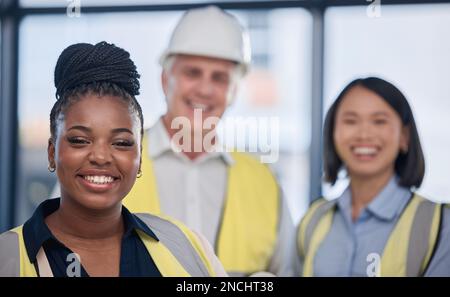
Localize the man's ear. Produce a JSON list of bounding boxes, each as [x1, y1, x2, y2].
[[161, 70, 169, 97], [48, 138, 56, 168]]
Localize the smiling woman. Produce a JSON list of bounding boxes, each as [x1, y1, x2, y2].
[[49, 94, 141, 212], [297, 77, 450, 277], [0, 41, 226, 277]]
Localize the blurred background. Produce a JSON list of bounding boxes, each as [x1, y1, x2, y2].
[[0, 0, 449, 233]]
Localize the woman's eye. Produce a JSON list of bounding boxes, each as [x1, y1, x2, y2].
[[67, 137, 89, 145], [114, 140, 134, 147], [374, 119, 387, 125], [343, 119, 356, 125]]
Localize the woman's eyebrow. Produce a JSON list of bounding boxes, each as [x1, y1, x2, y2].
[[341, 111, 358, 116], [111, 128, 134, 135], [371, 111, 389, 117], [67, 126, 133, 135], [68, 125, 91, 132]]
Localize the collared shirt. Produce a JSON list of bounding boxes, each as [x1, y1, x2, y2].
[[148, 118, 232, 244], [22, 198, 162, 277], [148, 118, 298, 276], [302, 176, 450, 276]]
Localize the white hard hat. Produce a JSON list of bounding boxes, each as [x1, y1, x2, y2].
[[159, 6, 251, 74]]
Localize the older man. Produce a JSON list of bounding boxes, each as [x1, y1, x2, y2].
[[123, 6, 298, 277]]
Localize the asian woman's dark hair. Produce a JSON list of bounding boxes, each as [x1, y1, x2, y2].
[[50, 41, 144, 143], [323, 77, 425, 189]]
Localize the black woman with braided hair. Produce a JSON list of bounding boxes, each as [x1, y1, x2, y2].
[[0, 42, 226, 277]]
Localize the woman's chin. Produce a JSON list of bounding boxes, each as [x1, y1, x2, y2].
[[75, 195, 122, 211], [348, 166, 394, 181]]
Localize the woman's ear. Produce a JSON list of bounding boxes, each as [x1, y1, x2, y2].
[[400, 126, 410, 153], [48, 138, 56, 168]]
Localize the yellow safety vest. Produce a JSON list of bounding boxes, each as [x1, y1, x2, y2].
[[5, 213, 215, 277], [122, 134, 280, 275], [298, 194, 442, 277]]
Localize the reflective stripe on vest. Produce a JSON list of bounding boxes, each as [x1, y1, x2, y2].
[[122, 133, 280, 275], [298, 194, 442, 277], [0, 213, 215, 277]]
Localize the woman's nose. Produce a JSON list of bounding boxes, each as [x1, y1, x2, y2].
[[88, 142, 112, 165]]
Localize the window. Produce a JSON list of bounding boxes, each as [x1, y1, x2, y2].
[[16, 8, 312, 225], [323, 4, 450, 203]]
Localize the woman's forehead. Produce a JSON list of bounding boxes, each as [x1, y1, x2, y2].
[[338, 86, 397, 116], [62, 95, 136, 129]]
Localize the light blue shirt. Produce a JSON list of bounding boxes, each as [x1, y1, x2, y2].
[[304, 176, 450, 277]]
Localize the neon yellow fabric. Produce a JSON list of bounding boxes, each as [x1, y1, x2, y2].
[[157, 215, 216, 276], [379, 195, 439, 276], [297, 198, 329, 257], [11, 226, 37, 277], [217, 151, 279, 274], [298, 194, 441, 277], [122, 134, 160, 214], [302, 206, 334, 277], [123, 134, 280, 274], [11, 218, 212, 277], [137, 229, 190, 277]]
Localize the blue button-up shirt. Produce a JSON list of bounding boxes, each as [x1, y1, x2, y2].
[[22, 198, 162, 277], [307, 176, 450, 277]]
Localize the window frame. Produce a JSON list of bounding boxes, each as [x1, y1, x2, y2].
[[1, 0, 449, 232]]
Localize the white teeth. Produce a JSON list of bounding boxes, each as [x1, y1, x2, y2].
[[83, 175, 114, 184], [353, 147, 377, 155]]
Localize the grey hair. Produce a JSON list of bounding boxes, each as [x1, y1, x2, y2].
[[162, 55, 177, 74]]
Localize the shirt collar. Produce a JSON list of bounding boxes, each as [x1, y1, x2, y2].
[[336, 176, 412, 222], [22, 198, 159, 263], [22, 198, 60, 263], [147, 117, 235, 166], [366, 176, 412, 221], [121, 205, 159, 241], [147, 118, 173, 159]]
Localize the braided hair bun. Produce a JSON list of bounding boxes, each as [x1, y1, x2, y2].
[[50, 41, 144, 141], [54, 41, 140, 100]]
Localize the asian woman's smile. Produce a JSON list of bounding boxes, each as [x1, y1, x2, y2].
[[333, 85, 409, 180]]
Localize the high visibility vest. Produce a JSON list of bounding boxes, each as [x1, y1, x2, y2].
[[122, 134, 280, 275], [298, 194, 443, 277], [0, 213, 215, 277]]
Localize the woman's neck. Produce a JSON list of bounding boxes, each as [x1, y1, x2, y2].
[[349, 169, 394, 221], [46, 198, 124, 241]]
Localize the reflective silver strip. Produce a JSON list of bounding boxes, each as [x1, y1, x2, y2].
[[304, 200, 337, 255], [406, 200, 439, 277], [36, 247, 53, 277], [0, 231, 20, 277], [135, 213, 210, 277], [227, 272, 247, 277]]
